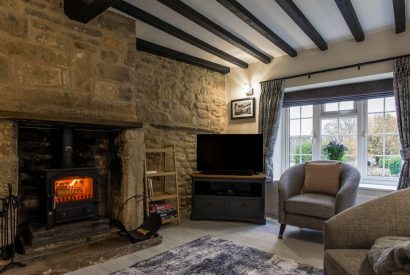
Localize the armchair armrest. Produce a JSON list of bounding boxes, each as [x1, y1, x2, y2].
[[278, 163, 305, 222], [335, 164, 361, 213], [324, 188, 410, 250]]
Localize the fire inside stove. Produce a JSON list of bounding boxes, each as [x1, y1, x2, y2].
[[54, 176, 93, 203]]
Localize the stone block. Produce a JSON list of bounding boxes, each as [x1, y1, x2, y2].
[[101, 50, 118, 63], [0, 11, 28, 38], [16, 62, 62, 87], [97, 63, 132, 83], [3, 40, 56, 64], [94, 81, 119, 100], [94, 11, 135, 38]]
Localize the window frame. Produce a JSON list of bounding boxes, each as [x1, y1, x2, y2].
[[283, 98, 399, 187]]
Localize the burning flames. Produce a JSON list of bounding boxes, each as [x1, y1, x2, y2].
[[54, 176, 93, 204]]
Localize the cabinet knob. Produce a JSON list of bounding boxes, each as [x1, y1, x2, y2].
[[207, 202, 213, 207], [242, 203, 248, 208]]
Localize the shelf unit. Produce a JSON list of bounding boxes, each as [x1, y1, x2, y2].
[[144, 145, 180, 225]]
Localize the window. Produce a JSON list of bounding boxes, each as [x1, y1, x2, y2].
[[284, 97, 401, 186], [367, 97, 401, 177], [288, 106, 313, 166]]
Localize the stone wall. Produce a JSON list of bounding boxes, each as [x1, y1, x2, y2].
[[0, 0, 227, 219]]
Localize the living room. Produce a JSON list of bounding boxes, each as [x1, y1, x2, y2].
[[0, 0, 409, 274]]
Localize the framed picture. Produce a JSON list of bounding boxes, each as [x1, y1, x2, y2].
[[231, 97, 255, 119]]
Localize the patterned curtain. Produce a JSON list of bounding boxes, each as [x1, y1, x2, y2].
[[259, 80, 284, 182], [394, 56, 410, 190]]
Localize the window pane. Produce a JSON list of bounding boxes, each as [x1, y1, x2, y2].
[[342, 136, 357, 157], [339, 101, 354, 111], [368, 113, 384, 134], [384, 156, 402, 177], [301, 105, 313, 118], [300, 137, 313, 154], [385, 135, 400, 155], [290, 119, 300, 136], [301, 118, 313, 135], [289, 106, 300, 119], [385, 97, 396, 112], [289, 155, 298, 167], [367, 135, 383, 155], [367, 155, 383, 176], [289, 137, 301, 155], [385, 112, 398, 133], [324, 102, 338, 112], [339, 117, 357, 135], [322, 119, 338, 137], [368, 98, 384, 113]]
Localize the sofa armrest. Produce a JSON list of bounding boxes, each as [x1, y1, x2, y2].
[[335, 164, 361, 213], [278, 163, 305, 222], [324, 188, 410, 250]]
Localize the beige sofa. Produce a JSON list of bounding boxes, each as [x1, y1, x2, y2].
[[324, 187, 410, 275]]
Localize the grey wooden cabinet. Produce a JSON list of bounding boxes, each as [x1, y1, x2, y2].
[[191, 173, 266, 224]]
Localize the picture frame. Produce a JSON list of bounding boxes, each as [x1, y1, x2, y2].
[[231, 97, 255, 120]]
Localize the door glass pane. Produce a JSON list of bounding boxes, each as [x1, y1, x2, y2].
[[289, 137, 301, 155], [385, 97, 396, 112], [385, 112, 398, 133], [289, 119, 300, 136], [301, 105, 313, 118], [368, 98, 384, 113], [324, 102, 338, 112], [368, 113, 384, 134], [339, 101, 354, 111], [289, 106, 300, 119], [385, 135, 400, 155], [301, 118, 313, 135], [367, 135, 383, 155], [384, 156, 402, 177], [368, 155, 383, 176]]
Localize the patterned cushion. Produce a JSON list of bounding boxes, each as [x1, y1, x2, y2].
[[286, 193, 335, 219]]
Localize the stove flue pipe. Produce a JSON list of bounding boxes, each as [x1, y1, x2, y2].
[[62, 128, 73, 168]]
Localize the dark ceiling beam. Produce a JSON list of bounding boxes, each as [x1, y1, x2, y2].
[[334, 0, 365, 42], [157, 0, 272, 64], [113, 1, 248, 68], [392, 0, 406, 34], [274, 0, 327, 51], [64, 0, 120, 23], [216, 0, 297, 57], [137, 39, 230, 74]]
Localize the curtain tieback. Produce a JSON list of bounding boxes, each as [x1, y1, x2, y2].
[[400, 149, 410, 160]]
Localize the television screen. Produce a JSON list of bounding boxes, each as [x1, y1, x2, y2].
[[197, 134, 263, 173]]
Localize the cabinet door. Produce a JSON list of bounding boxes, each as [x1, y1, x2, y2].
[[228, 198, 262, 217], [195, 196, 226, 214]]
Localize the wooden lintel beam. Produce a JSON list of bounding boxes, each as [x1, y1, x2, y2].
[[392, 0, 406, 34], [275, 0, 327, 51], [335, 0, 365, 42], [113, 1, 248, 68], [137, 39, 230, 74], [157, 0, 272, 64], [64, 0, 120, 23], [216, 0, 297, 56]]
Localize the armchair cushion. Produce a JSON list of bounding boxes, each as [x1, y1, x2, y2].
[[303, 162, 341, 196], [286, 193, 335, 219]]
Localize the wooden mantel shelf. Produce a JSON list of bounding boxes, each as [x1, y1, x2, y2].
[[0, 110, 143, 129], [191, 173, 266, 180]]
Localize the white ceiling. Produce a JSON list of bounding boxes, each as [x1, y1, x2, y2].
[[113, 0, 410, 68]]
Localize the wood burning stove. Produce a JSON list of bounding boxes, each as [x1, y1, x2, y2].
[[42, 128, 99, 229], [43, 168, 98, 229]]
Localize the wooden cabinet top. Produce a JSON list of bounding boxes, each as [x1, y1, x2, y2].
[[191, 173, 266, 180]]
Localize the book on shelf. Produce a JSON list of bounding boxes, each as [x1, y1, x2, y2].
[[149, 202, 177, 220], [147, 178, 153, 198]]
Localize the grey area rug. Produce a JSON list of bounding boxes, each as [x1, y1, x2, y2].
[[112, 236, 323, 275]]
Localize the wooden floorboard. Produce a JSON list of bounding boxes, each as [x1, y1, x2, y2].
[[67, 217, 324, 274]]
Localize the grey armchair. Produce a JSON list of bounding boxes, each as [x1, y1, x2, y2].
[[278, 160, 360, 239], [324, 188, 410, 275]]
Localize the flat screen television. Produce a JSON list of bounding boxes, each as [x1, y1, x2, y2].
[[197, 134, 263, 174]]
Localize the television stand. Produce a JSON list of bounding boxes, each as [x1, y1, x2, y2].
[[201, 170, 254, 176], [191, 173, 266, 224]]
